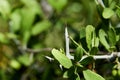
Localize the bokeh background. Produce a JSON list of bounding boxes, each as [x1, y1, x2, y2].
[[0, 0, 120, 80]]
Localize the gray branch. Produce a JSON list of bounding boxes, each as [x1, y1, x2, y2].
[[80, 52, 120, 62]]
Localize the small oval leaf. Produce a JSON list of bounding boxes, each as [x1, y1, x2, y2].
[[10, 9, 21, 32], [80, 56, 94, 66], [0, 0, 11, 19], [75, 47, 83, 62], [32, 20, 51, 35], [90, 47, 98, 55], [48, 0, 67, 12], [86, 25, 95, 50], [83, 69, 105, 80], [51, 49, 73, 69], [107, 27, 116, 47], [99, 29, 110, 51], [102, 8, 114, 19]]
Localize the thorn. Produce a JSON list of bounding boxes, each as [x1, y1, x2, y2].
[[59, 64, 63, 70], [95, 0, 105, 8], [65, 27, 74, 59], [45, 56, 54, 62]]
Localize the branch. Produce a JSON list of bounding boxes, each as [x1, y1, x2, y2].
[[12, 37, 75, 54], [11, 27, 120, 62], [81, 52, 120, 61], [65, 27, 120, 61], [25, 48, 52, 53]]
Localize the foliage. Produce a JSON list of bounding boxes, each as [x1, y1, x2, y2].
[[0, 0, 120, 80]]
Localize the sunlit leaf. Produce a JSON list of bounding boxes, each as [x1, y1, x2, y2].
[[21, 0, 43, 16], [21, 0, 43, 31], [63, 71, 69, 78], [91, 31, 99, 48], [10, 59, 21, 70], [83, 69, 105, 80], [86, 25, 95, 50], [10, 9, 21, 32], [32, 20, 51, 35], [21, 8, 36, 31], [102, 8, 114, 19], [51, 49, 73, 69], [0, 0, 11, 19], [94, 37, 99, 47]]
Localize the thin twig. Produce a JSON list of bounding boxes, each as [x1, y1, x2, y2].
[[69, 36, 89, 55], [26, 48, 52, 53]]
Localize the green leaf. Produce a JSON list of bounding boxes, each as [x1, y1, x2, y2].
[[63, 71, 69, 78], [21, 0, 43, 31], [76, 73, 80, 80], [109, 1, 116, 9], [75, 47, 83, 62], [51, 49, 73, 69], [10, 9, 21, 32], [21, 0, 43, 16], [80, 56, 94, 66], [91, 32, 99, 48], [94, 37, 99, 47], [0, 33, 8, 43], [22, 30, 31, 46], [116, 35, 119, 42], [21, 8, 36, 31], [116, 8, 120, 18], [107, 27, 116, 47], [6, 33, 17, 39], [18, 53, 33, 66], [75, 68, 81, 80], [99, 29, 110, 51], [10, 59, 21, 70], [86, 25, 95, 50], [83, 69, 105, 80], [32, 20, 51, 35], [80, 27, 86, 39], [63, 67, 80, 80], [90, 47, 98, 55], [102, 8, 114, 19], [48, 0, 67, 12], [0, 0, 11, 19]]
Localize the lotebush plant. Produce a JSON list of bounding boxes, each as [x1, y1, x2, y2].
[[0, 0, 120, 80], [51, 0, 120, 80]]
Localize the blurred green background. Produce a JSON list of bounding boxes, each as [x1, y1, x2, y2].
[[0, 0, 120, 80]]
